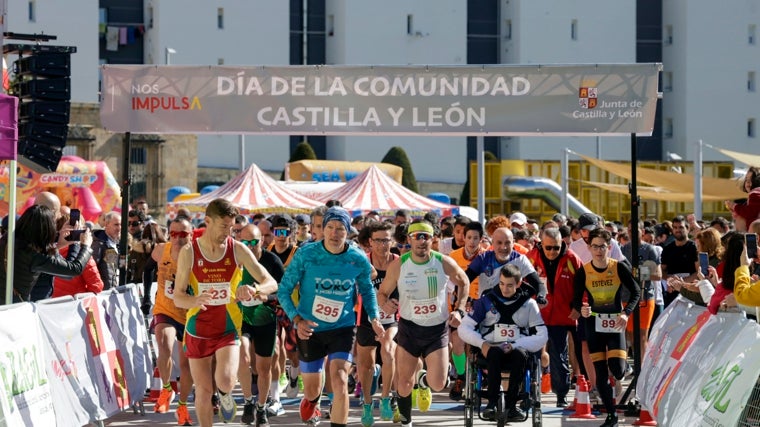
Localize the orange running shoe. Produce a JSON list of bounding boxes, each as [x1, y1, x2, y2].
[[155, 387, 175, 414], [175, 404, 194, 426]]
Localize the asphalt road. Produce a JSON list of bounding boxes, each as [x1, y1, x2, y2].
[[102, 384, 649, 427]]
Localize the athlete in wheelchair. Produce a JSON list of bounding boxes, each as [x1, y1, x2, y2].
[[459, 264, 547, 426]]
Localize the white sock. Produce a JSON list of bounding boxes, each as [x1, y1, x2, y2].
[[270, 380, 280, 401], [289, 365, 300, 380]]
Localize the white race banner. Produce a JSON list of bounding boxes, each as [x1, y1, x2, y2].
[[0, 304, 55, 427], [101, 64, 661, 136], [37, 297, 104, 426]]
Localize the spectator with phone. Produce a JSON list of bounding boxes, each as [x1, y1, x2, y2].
[[52, 212, 104, 297], [726, 167, 760, 232], [690, 232, 744, 314], [0, 205, 93, 304]]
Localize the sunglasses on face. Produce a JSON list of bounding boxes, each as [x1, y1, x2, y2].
[[170, 230, 190, 239], [129, 221, 141, 227], [273, 228, 291, 237], [408, 232, 432, 242], [372, 238, 392, 245], [396, 243, 411, 250], [543, 245, 561, 251], [241, 239, 260, 247]]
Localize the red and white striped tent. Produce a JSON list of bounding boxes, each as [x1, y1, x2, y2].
[[319, 165, 459, 218], [166, 163, 321, 219]]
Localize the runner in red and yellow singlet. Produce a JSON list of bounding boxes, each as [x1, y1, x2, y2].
[[174, 199, 277, 427]]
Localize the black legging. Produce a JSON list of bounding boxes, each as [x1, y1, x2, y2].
[[585, 317, 626, 413], [485, 346, 529, 408]]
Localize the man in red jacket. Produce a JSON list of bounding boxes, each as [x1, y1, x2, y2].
[[526, 227, 582, 408]]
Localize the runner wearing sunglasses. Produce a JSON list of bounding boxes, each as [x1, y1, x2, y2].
[[377, 220, 470, 427]]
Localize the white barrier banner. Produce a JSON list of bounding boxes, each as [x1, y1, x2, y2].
[[0, 304, 55, 427], [37, 297, 104, 426], [640, 296, 760, 426], [80, 295, 132, 416], [639, 297, 706, 412], [102, 286, 151, 401]]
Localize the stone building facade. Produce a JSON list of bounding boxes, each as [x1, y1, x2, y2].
[[67, 103, 198, 220]]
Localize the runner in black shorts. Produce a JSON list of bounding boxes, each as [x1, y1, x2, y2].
[[237, 224, 285, 426], [356, 221, 399, 426], [572, 228, 640, 427]]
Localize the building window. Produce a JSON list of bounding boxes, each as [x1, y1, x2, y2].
[[750, 24, 756, 45], [664, 118, 673, 138], [571, 19, 578, 40], [407, 14, 414, 35], [28, 0, 36, 22], [505, 19, 512, 40], [664, 71, 673, 92], [664, 25, 673, 45], [749, 119, 756, 138], [328, 14, 334, 36], [218, 8, 224, 29], [131, 147, 146, 164], [749, 71, 756, 92]]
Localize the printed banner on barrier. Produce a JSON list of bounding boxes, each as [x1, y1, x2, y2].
[[81, 295, 131, 415], [0, 304, 55, 426], [37, 297, 104, 426], [102, 287, 151, 401], [100, 64, 661, 136], [640, 296, 760, 426]]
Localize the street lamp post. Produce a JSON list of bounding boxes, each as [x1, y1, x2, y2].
[[165, 47, 176, 65]]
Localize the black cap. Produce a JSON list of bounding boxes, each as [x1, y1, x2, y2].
[[578, 213, 600, 230], [295, 214, 311, 225], [270, 214, 293, 229]]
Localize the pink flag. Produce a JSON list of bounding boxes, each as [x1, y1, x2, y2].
[[0, 94, 18, 161]]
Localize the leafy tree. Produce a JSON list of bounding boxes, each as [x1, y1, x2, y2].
[[460, 151, 498, 206], [381, 146, 418, 192], [281, 141, 318, 179]]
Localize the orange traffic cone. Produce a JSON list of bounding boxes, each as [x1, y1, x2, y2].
[[633, 408, 657, 426], [146, 367, 161, 403], [570, 376, 596, 419], [541, 371, 552, 394], [566, 375, 582, 411]]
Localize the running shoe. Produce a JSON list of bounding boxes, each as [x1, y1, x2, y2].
[[255, 405, 270, 427], [218, 392, 237, 423], [299, 398, 318, 422], [211, 393, 220, 415], [266, 399, 284, 416], [380, 397, 393, 421], [361, 402, 374, 427], [278, 373, 288, 393], [391, 395, 400, 423], [241, 398, 255, 425], [448, 378, 463, 401], [286, 376, 299, 398], [416, 370, 432, 412], [175, 403, 194, 426], [354, 381, 363, 398], [154, 387, 175, 413]]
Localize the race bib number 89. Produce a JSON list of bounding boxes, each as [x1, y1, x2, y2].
[[198, 283, 231, 306], [312, 295, 344, 323], [595, 313, 620, 333]]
